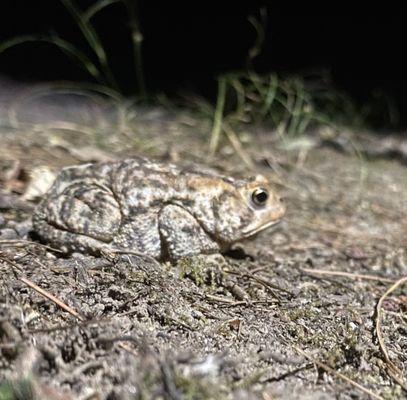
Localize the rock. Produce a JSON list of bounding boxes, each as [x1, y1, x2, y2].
[[0, 228, 18, 240], [12, 220, 33, 238]]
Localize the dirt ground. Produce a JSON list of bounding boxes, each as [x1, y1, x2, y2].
[[0, 93, 406, 399]]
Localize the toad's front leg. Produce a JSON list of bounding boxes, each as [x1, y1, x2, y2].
[[158, 205, 220, 261]]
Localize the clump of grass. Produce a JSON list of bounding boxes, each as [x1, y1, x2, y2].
[[207, 70, 365, 155], [0, 0, 147, 146], [0, 0, 146, 98], [0, 3, 368, 159], [206, 9, 364, 155]]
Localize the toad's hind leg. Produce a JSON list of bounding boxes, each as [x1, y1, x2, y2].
[[158, 205, 220, 261], [33, 182, 122, 253]]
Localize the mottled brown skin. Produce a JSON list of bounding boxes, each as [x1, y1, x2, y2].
[[33, 157, 286, 261]]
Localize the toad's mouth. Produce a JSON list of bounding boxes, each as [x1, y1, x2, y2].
[[242, 219, 282, 237]]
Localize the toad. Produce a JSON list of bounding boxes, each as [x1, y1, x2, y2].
[[32, 157, 285, 261]]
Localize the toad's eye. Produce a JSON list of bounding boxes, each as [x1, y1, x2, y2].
[[251, 188, 269, 206]]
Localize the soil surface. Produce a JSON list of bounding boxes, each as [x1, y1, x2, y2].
[[0, 91, 406, 399]]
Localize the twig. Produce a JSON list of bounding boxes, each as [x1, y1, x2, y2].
[[29, 277, 138, 356], [0, 254, 23, 275], [0, 239, 63, 253], [205, 294, 244, 304], [19, 276, 84, 320], [28, 317, 112, 334], [78, 335, 142, 357], [205, 294, 277, 307], [291, 344, 384, 400], [225, 269, 293, 297], [2, 254, 139, 358], [249, 275, 294, 297], [1, 253, 85, 322], [260, 363, 313, 384], [301, 268, 397, 283], [375, 276, 407, 392]]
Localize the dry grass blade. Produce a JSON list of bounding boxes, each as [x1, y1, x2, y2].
[[222, 123, 255, 169], [291, 344, 384, 400], [301, 268, 397, 283], [30, 122, 101, 137], [375, 276, 407, 392], [7, 82, 123, 129], [225, 269, 293, 297], [0, 239, 63, 253], [288, 219, 398, 245]]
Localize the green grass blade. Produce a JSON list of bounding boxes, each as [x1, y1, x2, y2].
[[259, 74, 279, 119], [209, 77, 227, 155], [123, 0, 147, 98], [228, 77, 247, 121], [83, 0, 121, 21], [60, 0, 120, 90], [0, 35, 102, 83], [246, 8, 267, 66]]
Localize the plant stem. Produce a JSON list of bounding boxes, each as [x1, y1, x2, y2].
[[124, 0, 147, 98], [209, 77, 227, 155]]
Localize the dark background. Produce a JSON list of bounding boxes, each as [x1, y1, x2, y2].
[[1, 2, 406, 128]]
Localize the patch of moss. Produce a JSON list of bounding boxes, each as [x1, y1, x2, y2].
[[0, 379, 34, 400], [177, 255, 225, 290], [174, 375, 229, 400]]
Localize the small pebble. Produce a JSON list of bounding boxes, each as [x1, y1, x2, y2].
[[12, 220, 33, 238], [0, 228, 18, 240]]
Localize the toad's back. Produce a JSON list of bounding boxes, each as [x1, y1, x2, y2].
[[40, 157, 181, 201]]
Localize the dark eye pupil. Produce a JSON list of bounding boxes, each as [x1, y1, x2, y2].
[[252, 189, 268, 205], [256, 191, 268, 203]]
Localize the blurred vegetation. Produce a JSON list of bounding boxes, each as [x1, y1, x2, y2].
[[0, 1, 391, 154], [205, 10, 365, 153], [0, 379, 34, 400], [0, 0, 145, 98], [206, 70, 364, 154]]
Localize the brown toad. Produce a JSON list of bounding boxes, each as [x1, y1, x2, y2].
[[32, 157, 285, 261]]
